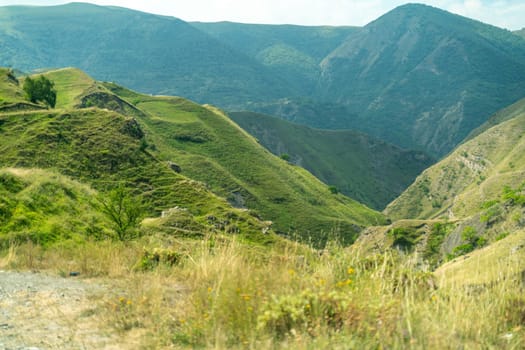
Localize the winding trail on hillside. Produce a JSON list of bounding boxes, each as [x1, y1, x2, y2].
[[0, 270, 132, 349]]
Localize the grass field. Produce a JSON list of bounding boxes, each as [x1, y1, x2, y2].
[[2, 229, 523, 349]]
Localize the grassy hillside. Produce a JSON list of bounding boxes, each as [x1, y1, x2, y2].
[[515, 28, 525, 39], [100, 82, 384, 243], [230, 111, 433, 210], [0, 67, 384, 244], [385, 99, 525, 221], [317, 4, 525, 156], [0, 168, 113, 246], [381, 97, 525, 263]]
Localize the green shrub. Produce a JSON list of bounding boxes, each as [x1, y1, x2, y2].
[[257, 289, 360, 337], [135, 248, 182, 270], [389, 227, 420, 251], [23, 75, 57, 108]]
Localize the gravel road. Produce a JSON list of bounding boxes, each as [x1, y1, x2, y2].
[[0, 270, 127, 350]]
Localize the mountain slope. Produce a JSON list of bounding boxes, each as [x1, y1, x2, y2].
[[99, 82, 384, 242], [0, 67, 384, 244], [229, 111, 433, 210], [191, 22, 358, 93], [2, 3, 524, 159], [0, 3, 294, 109], [317, 3, 525, 156], [385, 95, 525, 221]]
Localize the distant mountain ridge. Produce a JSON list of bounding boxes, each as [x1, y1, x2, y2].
[[1, 2, 525, 157], [316, 3, 525, 156]]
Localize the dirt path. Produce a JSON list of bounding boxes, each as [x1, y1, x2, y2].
[[0, 270, 130, 350]]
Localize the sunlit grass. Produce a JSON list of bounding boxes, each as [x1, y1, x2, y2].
[[4, 231, 524, 349]]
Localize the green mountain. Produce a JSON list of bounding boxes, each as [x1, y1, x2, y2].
[[229, 111, 433, 210], [385, 95, 525, 221], [515, 28, 525, 39], [0, 3, 294, 109], [316, 4, 525, 156], [2, 3, 524, 158], [378, 95, 525, 264], [191, 22, 358, 94], [0, 68, 384, 244]]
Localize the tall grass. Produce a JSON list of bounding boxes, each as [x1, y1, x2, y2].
[[3, 235, 524, 349]]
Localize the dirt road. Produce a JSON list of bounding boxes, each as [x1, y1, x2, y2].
[[0, 270, 127, 350]]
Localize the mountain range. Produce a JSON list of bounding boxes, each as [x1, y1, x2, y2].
[[1, 3, 525, 157]]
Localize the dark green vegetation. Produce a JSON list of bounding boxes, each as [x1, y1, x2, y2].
[[1, 3, 525, 156], [23, 75, 56, 107], [316, 4, 525, 156], [230, 111, 433, 210], [0, 68, 384, 246], [191, 22, 358, 94], [515, 28, 525, 39], [0, 3, 292, 109]]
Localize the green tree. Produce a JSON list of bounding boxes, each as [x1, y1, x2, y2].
[[23, 75, 57, 108], [97, 185, 144, 241]]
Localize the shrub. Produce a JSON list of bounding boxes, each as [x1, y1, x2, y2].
[[97, 185, 145, 241], [23, 75, 57, 108], [280, 153, 291, 161], [135, 248, 182, 270], [328, 185, 339, 194], [257, 289, 360, 337]]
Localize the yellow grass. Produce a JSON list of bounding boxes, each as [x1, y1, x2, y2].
[[3, 232, 525, 349]]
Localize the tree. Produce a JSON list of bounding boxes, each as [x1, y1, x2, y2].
[[23, 75, 57, 108], [97, 185, 144, 241]]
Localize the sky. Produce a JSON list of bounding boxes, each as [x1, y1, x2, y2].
[[0, 0, 524, 30]]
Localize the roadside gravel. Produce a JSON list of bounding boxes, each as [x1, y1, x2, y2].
[[0, 270, 128, 350]]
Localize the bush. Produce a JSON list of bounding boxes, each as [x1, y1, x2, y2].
[[97, 185, 145, 241], [135, 248, 182, 270], [257, 289, 360, 337], [23, 75, 57, 108], [328, 185, 339, 194]]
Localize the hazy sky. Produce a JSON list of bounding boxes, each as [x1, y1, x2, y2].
[[0, 0, 524, 30]]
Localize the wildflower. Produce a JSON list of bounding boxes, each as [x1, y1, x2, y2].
[[288, 269, 296, 276], [242, 294, 251, 301], [207, 287, 213, 293], [347, 267, 355, 275]]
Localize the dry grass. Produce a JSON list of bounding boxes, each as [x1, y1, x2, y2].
[[2, 232, 524, 349]]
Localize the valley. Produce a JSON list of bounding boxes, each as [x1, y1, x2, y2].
[[0, 1, 525, 349]]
